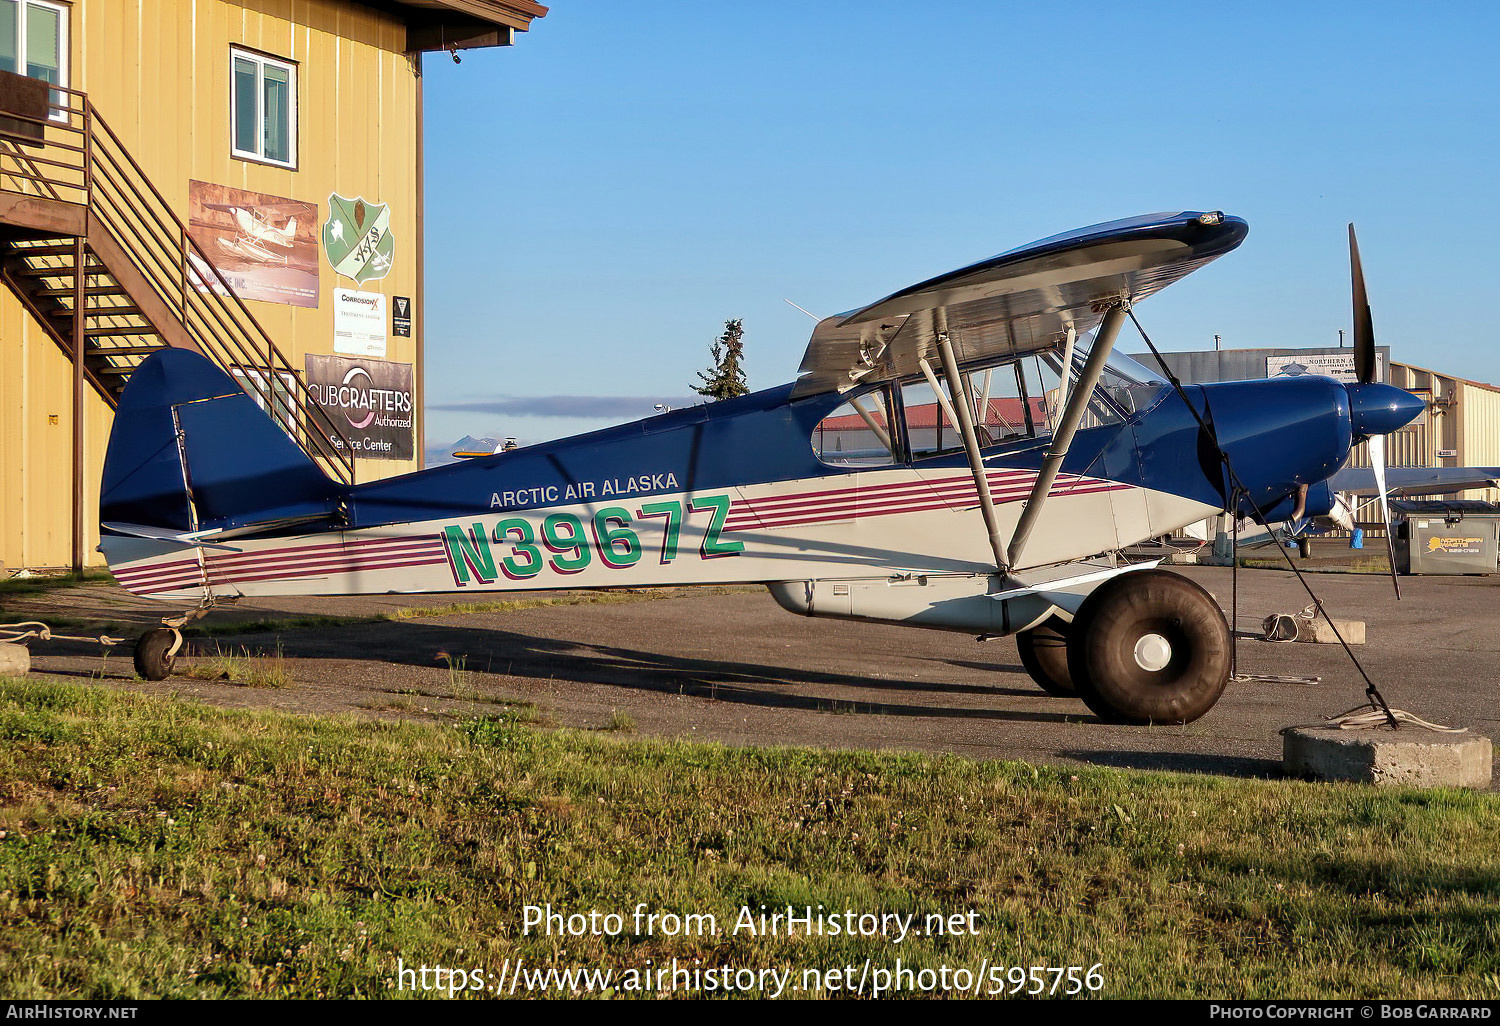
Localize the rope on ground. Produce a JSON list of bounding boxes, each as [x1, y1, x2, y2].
[[1232, 672, 1322, 686], [0, 620, 123, 648], [1323, 702, 1467, 733]]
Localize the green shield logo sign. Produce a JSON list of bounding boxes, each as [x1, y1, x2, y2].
[[322, 193, 395, 285]]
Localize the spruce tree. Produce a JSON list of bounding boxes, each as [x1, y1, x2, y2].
[[693, 318, 749, 401]]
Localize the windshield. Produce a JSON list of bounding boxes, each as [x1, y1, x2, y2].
[[1039, 340, 1171, 426], [1105, 350, 1166, 386]]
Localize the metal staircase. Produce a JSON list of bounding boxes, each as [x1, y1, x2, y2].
[[0, 74, 355, 485]]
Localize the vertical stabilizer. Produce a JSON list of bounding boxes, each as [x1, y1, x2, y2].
[[101, 349, 343, 536]]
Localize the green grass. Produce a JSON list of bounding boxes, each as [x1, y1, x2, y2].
[[0, 570, 115, 597], [178, 642, 294, 689], [0, 677, 1496, 999], [1239, 556, 1395, 575]]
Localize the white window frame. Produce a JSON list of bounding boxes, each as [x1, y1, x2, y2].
[[229, 47, 298, 170], [0, 0, 70, 122]]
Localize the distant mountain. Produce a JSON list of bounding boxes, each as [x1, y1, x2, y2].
[[425, 434, 501, 467]]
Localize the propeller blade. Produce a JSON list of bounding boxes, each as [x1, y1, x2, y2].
[[1369, 432, 1402, 600], [1349, 223, 1377, 384]]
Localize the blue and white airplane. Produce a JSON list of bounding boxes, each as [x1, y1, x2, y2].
[[97, 211, 1423, 724]]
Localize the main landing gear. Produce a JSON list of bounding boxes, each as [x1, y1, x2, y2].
[[1016, 569, 1231, 724], [1015, 616, 1074, 696]]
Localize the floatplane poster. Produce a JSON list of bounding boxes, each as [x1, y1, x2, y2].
[[187, 180, 321, 308]]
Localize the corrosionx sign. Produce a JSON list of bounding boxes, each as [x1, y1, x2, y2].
[[333, 288, 387, 358]]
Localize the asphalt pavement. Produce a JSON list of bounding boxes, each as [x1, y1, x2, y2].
[[13, 562, 1498, 782]]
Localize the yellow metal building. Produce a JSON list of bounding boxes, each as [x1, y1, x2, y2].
[[1346, 361, 1500, 503], [0, 0, 547, 573]]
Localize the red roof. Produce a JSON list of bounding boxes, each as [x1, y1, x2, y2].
[[820, 398, 1047, 432]]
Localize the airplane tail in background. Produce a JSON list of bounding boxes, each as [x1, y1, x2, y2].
[[100, 349, 345, 544]]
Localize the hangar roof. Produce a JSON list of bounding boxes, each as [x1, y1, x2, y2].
[[371, 1, 550, 52], [401, 1, 549, 32]]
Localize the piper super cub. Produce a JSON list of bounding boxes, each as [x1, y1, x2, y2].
[[98, 211, 1424, 724]]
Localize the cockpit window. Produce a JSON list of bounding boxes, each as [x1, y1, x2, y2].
[[898, 376, 963, 460], [958, 362, 1046, 447], [899, 358, 1048, 462], [812, 386, 897, 467], [810, 342, 1154, 469]]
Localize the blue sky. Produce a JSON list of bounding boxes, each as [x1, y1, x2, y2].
[[419, 1, 1500, 453]]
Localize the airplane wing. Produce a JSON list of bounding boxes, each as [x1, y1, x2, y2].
[[1328, 465, 1500, 496], [790, 211, 1248, 399]]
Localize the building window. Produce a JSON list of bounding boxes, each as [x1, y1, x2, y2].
[[0, 1, 68, 116], [231, 48, 297, 169]]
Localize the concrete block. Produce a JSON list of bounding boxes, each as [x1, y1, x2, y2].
[[0, 643, 29, 676], [1297, 617, 1365, 645], [1283, 726, 1492, 788], [1262, 614, 1366, 644]]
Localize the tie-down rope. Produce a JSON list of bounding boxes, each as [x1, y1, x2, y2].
[[1, 620, 123, 648], [1129, 309, 1401, 728], [1322, 702, 1466, 733]]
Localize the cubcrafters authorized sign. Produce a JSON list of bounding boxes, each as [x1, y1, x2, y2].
[[306, 354, 413, 461]]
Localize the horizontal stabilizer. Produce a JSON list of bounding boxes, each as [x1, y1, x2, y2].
[[100, 522, 242, 552]]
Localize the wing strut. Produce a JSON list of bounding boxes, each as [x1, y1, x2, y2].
[[849, 394, 894, 455], [1006, 303, 1128, 569], [933, 331, 1010, 573]]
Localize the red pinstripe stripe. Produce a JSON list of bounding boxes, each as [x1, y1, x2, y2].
[[114, 536, 440, 586], [205, 554, 449, 589], [724, 483, 1129, 532], [726, 482, 1045, 528], [737, 471, 1039, 517], [115, 537, 352, 582], [117, 538, 443, 592], [206, 541, 442, 576], [135, 553, 449, 595], [131, 548, 447, 594], [112, 557, 201, 585], [726, 478, 1018, 526], [727, 473, 1122, 524]]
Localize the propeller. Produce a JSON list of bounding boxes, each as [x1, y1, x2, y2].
[[1349, 223, 1401, 600]]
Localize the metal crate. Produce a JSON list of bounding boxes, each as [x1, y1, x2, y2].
[[1392, 500, 1500, 575]]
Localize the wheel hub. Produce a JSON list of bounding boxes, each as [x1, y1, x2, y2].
[[1133, 632, 1172, 672]]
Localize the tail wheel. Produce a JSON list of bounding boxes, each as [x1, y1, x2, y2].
[[1066, 569, 1231, 724], [1015, 616, 1075, 696], [133, 628, 180, 681]]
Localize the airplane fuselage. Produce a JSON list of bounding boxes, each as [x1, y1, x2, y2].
[[104, 374, 1360, 610]]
